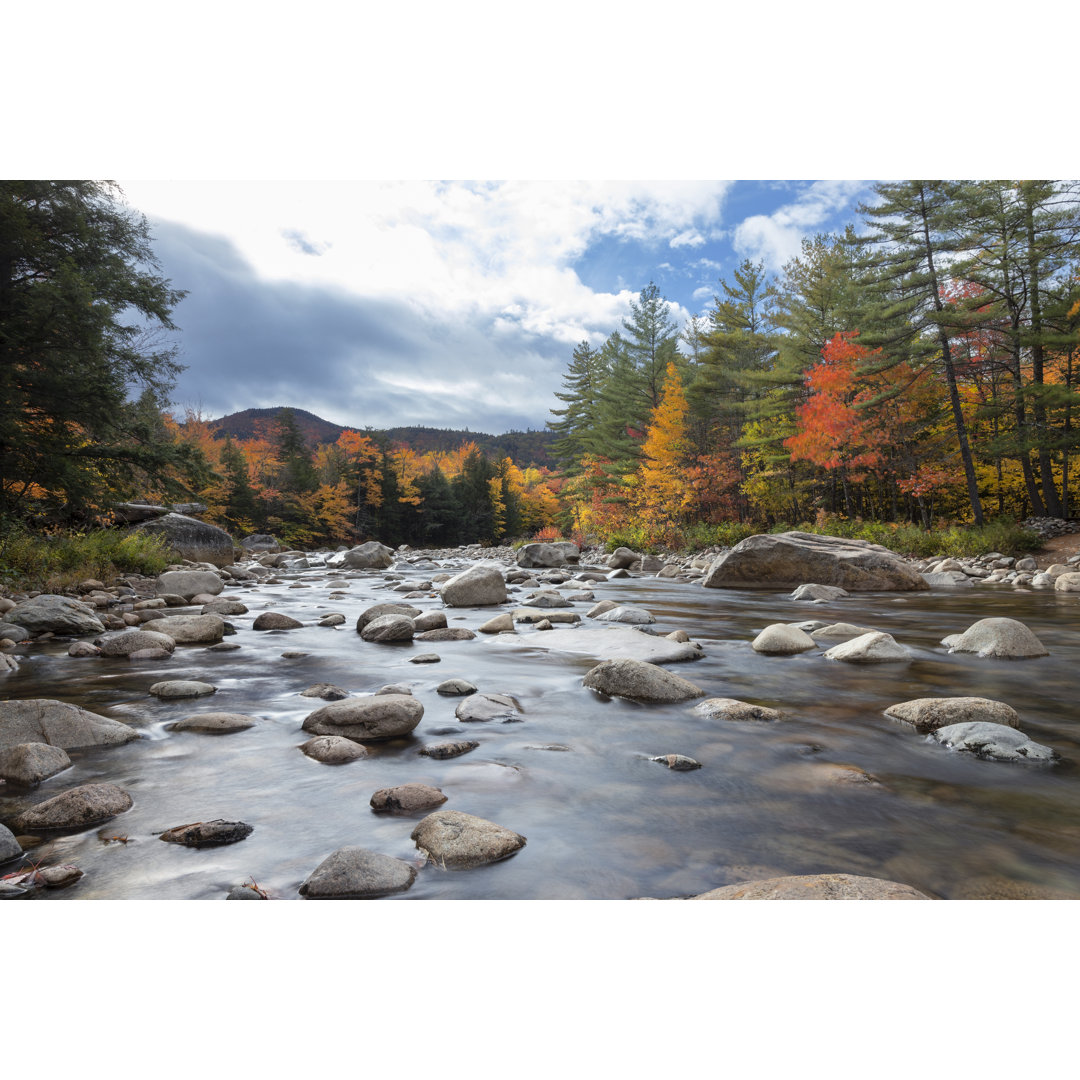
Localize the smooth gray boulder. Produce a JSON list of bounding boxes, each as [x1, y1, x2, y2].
[[339, 542, 395, 570], [201, 599, 250, 616], [608, 546, 639, 570], [809, 622, 879, 644], [455, 692, 521, 722], [923, 571, 976, 588], [141, 614, 225, 644], [942, 618, 1049, 658], [592, 605, 655, 625], [0, 823, 20, 863], [356, 603, 422, 633], [413, 611, 448, 632], [930, 722, 1058, 763], [885, 697, 1020, 733], [299, 846, 417, 898], [0, 742, 71, 786], [0, 699, 140, 752], [156, 570, 224, 600], [751, 624, 816, 655], [790, 583, 849, 601], [478, 613, 515, 634], [134, 513, 235, 567], [149, 680, 216, 699], [301, 694, 423, 741], [299, 735, 369, 763], [16, 782, 132, 830], [253, 611, 304, 630], [360, 614, 416, 643], [411, 810, 525, 869], [95, 629, 176, 657], [703, 531, 929, 591], [437, 679, 477, 696], [370, 783, 448, 812], [4, 594, 104, 636], [160, 819, 253, 846], [1053, 572, 1080, 593], [823, 631, 911, 662], [583, 659, 704, 703], [516, 542, 580, 568], [440, 563, 508, 607], [689, 873, 932, 900], [414, 627, 476, 641], [693, 698, 782, 722]]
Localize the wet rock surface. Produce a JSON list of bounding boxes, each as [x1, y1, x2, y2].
[[299, 846, 416, 898], [370, 783, 448, 811], [0, 699, 140, 752], [411, 810, 526, 869], [16, 782, 133, 831], [583, 659, 704, 703], [159, 819, 254, 846], [687, 873, 933, 900]]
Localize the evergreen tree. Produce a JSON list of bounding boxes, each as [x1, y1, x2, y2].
[[548, 339, 607, 472], [219, 435, 258, 529]]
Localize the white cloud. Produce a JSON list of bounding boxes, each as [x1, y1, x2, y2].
[[670, 229, 705, 248], [732, 180, 870, 269]]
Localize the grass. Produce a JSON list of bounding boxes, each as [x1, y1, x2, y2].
[[0, 528, 174, 592]]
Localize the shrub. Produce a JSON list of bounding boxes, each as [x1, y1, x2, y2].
[[0, 528, 173, 590]]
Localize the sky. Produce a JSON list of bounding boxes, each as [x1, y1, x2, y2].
[[117, 178, 875, 435]]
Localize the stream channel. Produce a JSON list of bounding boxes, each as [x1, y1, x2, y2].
[[3, 555, 1080, 900]]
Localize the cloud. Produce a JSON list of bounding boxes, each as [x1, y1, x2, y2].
[[670, 229, 705, 248], [281, 229, 331, 256], [732, 180, 871, 269]]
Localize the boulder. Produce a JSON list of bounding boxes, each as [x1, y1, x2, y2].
[[358, 614, 415, 643], [478, 613, 515, 634], [0, 742, 71, 786], [113, 501, 168, 523], [134, 513, 236, 567], [412, 611, 448, 632], [155, 570, 224, 600], [702, 531, 929, 591], [693, 698, 782, 722], [583, 659, 704, 703], [200, 599, 250, 616], [338, 542, 395, 570], [253, 612, 304, 630], [414, 627, 476, 641], [95, 629, 176, 657], [689, 873, 932, 900], [650, 754, 702, 771], [440, 563, 508, 607], [240, 533, 282, 553], [923, 571, 976, 588], [608, 547, 639, 570], [411, 810, 526, 869], [941, 617, 1049, 658], [513, 608, 580, 624], [299, 735, 369, 763], [356, 603, 422, 633], [301, 694, 423, 741], [149, 680, 216, 699], [0, 699, 140, 752], [16, 782, 132, 830], [300, 684, 350, 701], [592, 605, 655, 625], [930, 722, 1058, 763], [159, 820, 254, 846], [4, 594, 104, 636], [141, 614, 225, 644], [522, 590, 573, 609], [437, 679, 477, 696], [809, 622, 879, 644], [751, 624, 817, 655], [370, 784, 448, 812], [170, 713, 258, 734], [790, 583, 849, 601], [823, 631, 911, 662], [299, 846, 417, 898], [455, 692, 521, 722], [1054, 572, 1080, 593], [1, 823, 20, 864], [885, 697, 1020, 733], [420, 740, 478, 759], [516, 542, 580, 568]]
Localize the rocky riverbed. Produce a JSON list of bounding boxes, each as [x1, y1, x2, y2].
[[3, 532, 1080, 900]]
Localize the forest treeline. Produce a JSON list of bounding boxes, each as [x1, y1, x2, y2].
[[3, 180, 1079, 559], [549, 180, 1080, 550]]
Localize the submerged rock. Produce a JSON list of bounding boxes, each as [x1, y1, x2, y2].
[[650, 754, 702, 771], [885, 697, 1020, 733], [455, 693, 521, 722], [419, 740, 479, 759], [411, 810, 525, 869], [790, 583, 849, 601], [493, 625, 700, 664], [930, 722, 1058, 763], [693, 698, 781, 723]]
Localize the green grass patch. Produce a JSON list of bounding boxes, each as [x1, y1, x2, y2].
[[0, 528, 173, 591]]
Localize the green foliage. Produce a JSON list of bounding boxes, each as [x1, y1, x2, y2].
[[0, 527, 173, 589]]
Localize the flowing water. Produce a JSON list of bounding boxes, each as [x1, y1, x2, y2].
[[4, 560, 1080, 900]]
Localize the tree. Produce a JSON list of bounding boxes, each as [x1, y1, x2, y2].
[[0, 180, 194, 528], [548, 339, 607, 472], [633, 362, 694, 534]]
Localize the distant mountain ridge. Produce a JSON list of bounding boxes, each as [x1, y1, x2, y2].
[[204, 407, 557, 469]]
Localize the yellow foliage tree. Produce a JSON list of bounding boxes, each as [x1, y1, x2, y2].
[[633, 362, 694, 532]]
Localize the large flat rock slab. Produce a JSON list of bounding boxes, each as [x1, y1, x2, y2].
[[703, 531, 928, 592], [0, 699, 140, 752], [490, 625, 701, 664], [689, 873, 932, 900]]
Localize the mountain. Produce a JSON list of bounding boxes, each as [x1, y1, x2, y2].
[[204, 407, 557, 469]]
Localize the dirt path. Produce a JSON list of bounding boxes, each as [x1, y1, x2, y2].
[[1032, 532, 1080, 569]]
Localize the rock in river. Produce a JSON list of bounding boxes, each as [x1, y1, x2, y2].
[[884, 697, 1020, 733], [419, 740, 479, 759], [493, 625, 701, 664], [155, 570, 224, 600], [702, 531, 929, 592], [4, 594, 105, 636], [16, 782, 133, 831], [370, 783, 448, 812], [356, 603, 421, 633], [95, 629, 176, 657], [693, 698, 782, 722], [930, 722, 1058, 763], [823, 631, 911, 663], [455, 693, 521, 722], [0, 742, 71, 786], [141, 614, 225, 644], [253, 611, 304, 631], [150, 680, 216, 699], [0, 699, 140, 752], [592, 605, 656, 625], [170, 713, 258, 734], [751, 624, 816, 655], [160, 819, 254, 846], [360, 614, 415, 642], [583, 659, 704, 703], [1, 823, 21, 864], [411, 810, 525, 869], [688, 873, 932, 900], [301, 694, 423, 741], [299, 846, 417, 898], [299, 735, 369, 763], [337, 541, 395, 570], [941, 617, 1049, 658], [650, 754, 702, 771], [440, 563, 508, 607]]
